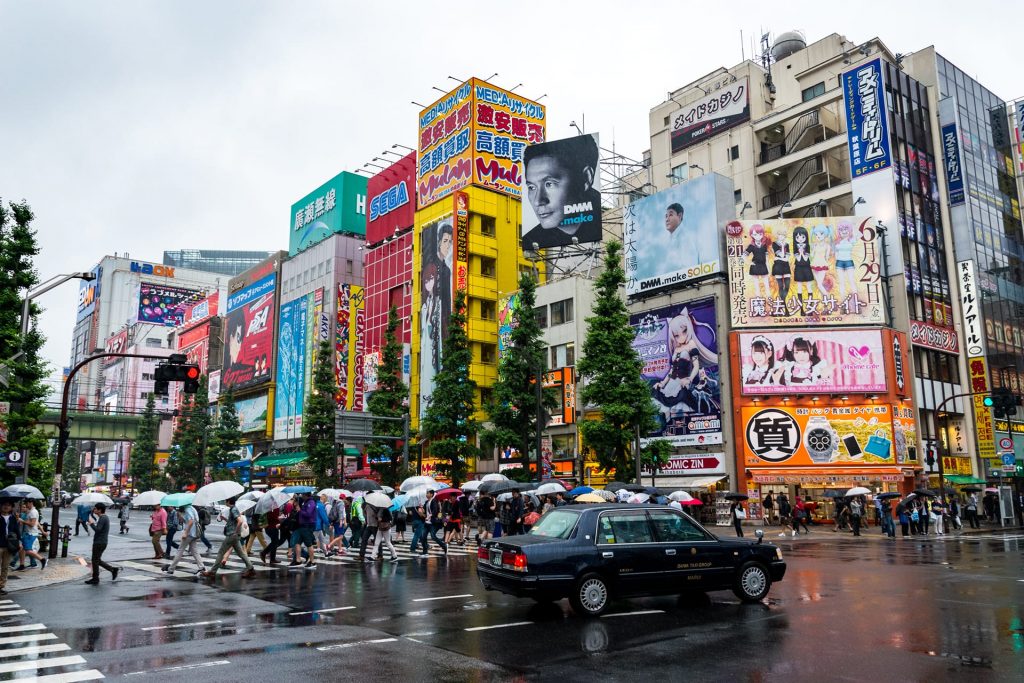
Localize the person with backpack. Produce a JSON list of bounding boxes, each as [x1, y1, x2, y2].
[[260, 505, 283, 565], [201, 496, 256, 580], [358, 497, 379, 562], [243, 508, 267, 555], [425, 489, 448, 553], [197, 506, 214, 552], [75, 504, 92, 537], [475, 494, 496, 544], [326, 496, 348, 556], [408, 502, 428, 555], [349, 495, 364, 548], [290, 492, 318, 569], [393, 503, 407, 544], [164, 506, 180, 559], [314, 494, 331, 557], [368, 503, 398, 562], [165, 503, 205, 576]]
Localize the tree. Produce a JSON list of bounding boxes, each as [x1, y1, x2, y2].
[[304, 339, 337, 490], [56, 440, 81, 493], [0, 199, 52, 494], [367, 306, 412, 487], [420, 289, 478, 486], [165, 377, 211, 488], [129, 393, 160, 492], [483, 272, 555, 476], [577, 241, 657, 481], [206, 388, 241, 481]]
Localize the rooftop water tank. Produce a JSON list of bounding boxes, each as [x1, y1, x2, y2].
[[772, 31, 807, 61]]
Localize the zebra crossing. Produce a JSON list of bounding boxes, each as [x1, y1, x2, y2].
[[0, 599, 103, 682], [123, 541, 480, 578]]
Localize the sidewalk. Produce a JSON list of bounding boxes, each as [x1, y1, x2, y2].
[[746, 521, 1023, 541], [5, 556, 90, 593]]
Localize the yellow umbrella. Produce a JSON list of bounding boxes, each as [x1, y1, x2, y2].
[[575, 493, 606, 503]]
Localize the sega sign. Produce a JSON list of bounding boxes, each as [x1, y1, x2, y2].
[[130, 261, 176, 278], [366, 152, 416, 243]]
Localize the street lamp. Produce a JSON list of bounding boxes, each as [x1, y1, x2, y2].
[[777, 202, 793, 219]]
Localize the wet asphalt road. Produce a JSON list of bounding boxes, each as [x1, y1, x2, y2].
[[9, 525, 1024, 681]]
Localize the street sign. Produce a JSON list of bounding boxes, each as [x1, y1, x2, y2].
[[998, 436, 1013, 451], [1001, 453, 1015, 467], [3, 450, 23, 469]]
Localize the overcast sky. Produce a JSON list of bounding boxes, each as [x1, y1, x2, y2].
[[2, 0, 1019, 385]]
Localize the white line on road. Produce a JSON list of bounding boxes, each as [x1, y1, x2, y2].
[[0, 623, 46, 634], [289, 606, 355, 616], [0, 644, 71, 659], [0, 655, 86, 675], [317, 637, 397, 651], [464, 621, 533, 632], [0, 610, 28, 617], [412, 594, 474, 602], [15, 669, 104, 682], [125, 660, 230, 676], [0, 633, 57, 645], [0, 600, 13, 604], [140, 619, 223, 631], [601, 609, 665, 618]]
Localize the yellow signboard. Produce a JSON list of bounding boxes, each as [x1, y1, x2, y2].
[[968, 356, 996, 459]]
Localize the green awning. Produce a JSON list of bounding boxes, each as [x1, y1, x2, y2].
[[344, 448, 361, 457], [945, 475, 987, 484], [253, 453, 307, 468]]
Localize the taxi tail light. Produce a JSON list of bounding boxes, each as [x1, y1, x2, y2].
[[502, 550, 528, 572], [477, 546, 488, 560]]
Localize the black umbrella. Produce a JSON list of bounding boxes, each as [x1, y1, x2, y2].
[[913, 488, 937, 497], [724, 492, 749, 501], [644, 487, 665, 496], [604, 481, 632, 492], [875, 492, 901, 500], [962, 486, 982, 493], [481, 481, 520, 496], [348, 479, 382, 492]]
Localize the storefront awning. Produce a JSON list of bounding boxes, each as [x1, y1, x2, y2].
[[749, 467, 909, 484], [944, 475, 987, 484], [225, 460, 251, 469], [253, 453, 307, 468], [652, 475, 727, 489]]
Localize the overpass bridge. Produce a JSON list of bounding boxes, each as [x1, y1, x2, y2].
[[38, 410, 143, 441]]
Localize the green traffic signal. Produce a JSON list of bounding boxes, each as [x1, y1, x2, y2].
[[983, 396, 994, 407]]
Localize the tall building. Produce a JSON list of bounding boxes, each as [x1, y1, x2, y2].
[[162, 250, 276, 277]]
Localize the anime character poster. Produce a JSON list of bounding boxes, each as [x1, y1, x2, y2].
[[222, 273, 276, 390], [418, 215, 453, 410], [630, 297, 722, 446]]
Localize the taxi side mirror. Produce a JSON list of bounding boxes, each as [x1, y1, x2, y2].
[[755, 529, 764, 545]]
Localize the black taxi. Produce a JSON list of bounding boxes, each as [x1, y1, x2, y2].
[[477, 504, 786, 616]]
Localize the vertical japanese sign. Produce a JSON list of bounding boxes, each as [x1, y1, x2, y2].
[[497, 292, 521, 358], [969, 357, 996, 460], [843, 58, 892, 178], [941, 123, 965, 206], [454, 191, 469, 294], [960, 258, 995, 460], [417, 82, 473, 207], [335, 284, 365, 410], [542, 367, 576, 426]]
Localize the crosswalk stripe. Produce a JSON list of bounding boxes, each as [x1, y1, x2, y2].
[[0, 610, 29, 617], [0, 633, 57, 645], [0, 623, 46, 634], [0, 655, 86, 674], [0, 644, 72, 659], [16, 669, 105, 682]]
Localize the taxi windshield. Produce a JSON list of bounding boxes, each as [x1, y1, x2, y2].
[[528, 509, 580, 539]]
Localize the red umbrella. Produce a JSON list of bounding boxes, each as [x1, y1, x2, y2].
[[678, 499, 703, 506], [432, 487, 463, 501]]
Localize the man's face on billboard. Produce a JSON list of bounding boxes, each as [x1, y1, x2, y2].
[[526, 156, 577, 230], [229, 322, 243, 362], [438, 231, 452, 261], [665, 208, 683, 233]]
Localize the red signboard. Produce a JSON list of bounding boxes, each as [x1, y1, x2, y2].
[[366, 153, 416, 244]]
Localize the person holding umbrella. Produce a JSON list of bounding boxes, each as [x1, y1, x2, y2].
[[165, 503, 205, 576], [0, 500, 21, 594], [149, 504, 167, 559], [17, 500, 46, 571], [85, 503, 119, 584], [729, 500, 745, 537], [425, 489, 448, 554], [965, 492, 980, 529], [202, 496, 256, 580]]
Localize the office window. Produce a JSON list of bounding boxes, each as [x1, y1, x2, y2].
[[663, 115, 670, 127], [534, 306, 548, 328], [480, 215, 496, 237], [480, 299, 496, 320], [481, 343, 497, 364], [550, 298, 574, 326], [551, 342, 575, 368], [669, 164, 687, 184], [480, 257, 496, 278], [801, 82, 825, 101], [734, 189, 743, 204], [480, 386, 494, 407], [729, 145, 740, 161], [346, 259, 354, 275], [145, 338, 162, 348]]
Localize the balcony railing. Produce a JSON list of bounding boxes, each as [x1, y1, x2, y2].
[[760, 110, 822, 164], [761, 156, 825, 211]]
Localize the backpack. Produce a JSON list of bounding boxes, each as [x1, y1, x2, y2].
[[285, 505, 301, 531], [167, 510, 179, 531], [378, 507, 393, 530], [198, 507, 212, 527], [328, 501, 341, 524]]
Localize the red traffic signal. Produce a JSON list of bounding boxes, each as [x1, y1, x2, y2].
[[185, 366, 200, 380], [154, 361, 202, 395]]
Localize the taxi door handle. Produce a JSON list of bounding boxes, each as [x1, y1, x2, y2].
[[602, 551, 614, 558], [665, 549, 677, 556]]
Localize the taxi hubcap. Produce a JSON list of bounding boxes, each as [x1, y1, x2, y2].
[[580, 579, 607, 611], [742, 567, 766, 596]]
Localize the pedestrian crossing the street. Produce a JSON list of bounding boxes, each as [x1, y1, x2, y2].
[[0, 601, 103, 682]]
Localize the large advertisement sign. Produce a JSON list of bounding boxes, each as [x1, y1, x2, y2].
[[76, 265, 102, 322], [454, 192, 469, 293], [957, 260, 985, 357], [968, 356, 996, 460], [178, 320, 212, 373], [182, 292, 219, 328], [497, 292, 521, 358], [941, 123, 965, 206], [367, 152, 416, 244], [630, 298, 722, 446], [274, 296, 308, 441], [670, 77, 750, 153], [624, 174, 732, 296], [336, 284, 365, 411], [543, 367, 577, 426], [236, 394, 269, 435], [909, 319, 960, 354], [725, 217, 885, 327], [843, 58, 892, 179], [738, 329, 887, 395], [417, 216, 453, 409], [137, 282, 204, 327], [417, 78, 545, 208], [222, 273, 276, 390], [742, 404, 899, 467], [290, 171, 368, 255], [642, 453, 726, 476], [520, 133, 602, 250]]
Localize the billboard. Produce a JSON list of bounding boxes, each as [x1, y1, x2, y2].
[[417, 78, 545, 208], [543, 367, 577, 426], [909, 319, 959, 354], [670, 77, 750, 153], [417, 215, 453, 409], [624, 174, 732, 296], [941, 123, 965, 206], [182, 292, 219, 328], [274, 296, 308, 440], [366, 152, 416, 244], [630, 298, 722, 446], [177, 320, 213, 374], [520, 133, 602, 250], [741, 404, 897, 467], [843, 58, 892, 178], [336, 284, 366, 411], [222, 273, 276, 390], [725, 217, 885, 327], [76, 265, 102, 322], [290, 171, 368, 255], [497, 292, 521, 358], [235, 394, 269, 434], [738, 329, 887, 395], [137, 282, 204, 327]]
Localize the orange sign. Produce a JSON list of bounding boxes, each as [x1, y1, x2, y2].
[[968, 356, 995, 459]]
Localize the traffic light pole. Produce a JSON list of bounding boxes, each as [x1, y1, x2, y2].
[[934, 390, 1003, 511], [49, 351, 168, 558]]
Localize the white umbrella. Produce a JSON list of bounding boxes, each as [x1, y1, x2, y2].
[[131, 490, 167, 507], [496, 492, 513, 502], [72, 492, 114, 506], [0, 484, 45, 500], [668, 500, 684, 511], [400, 475, 440, 492], [481, 473, 509, 482], [318, 488, 342, 500], [402, 486, 429, 507], [535, 482, 564, 495], [668, 491, 693, 502], [254, 487, 292, 514], [239, 490, 264, 502], [846, 486, 872, 497], [381, 485, 395, 495], [364, 491, 392, 508], [338, 489, 353, 498], [193, 481, 245, 507], [627, 492, 650, 504], [462, 481, 483, 492], [236, 499, 257, 513]]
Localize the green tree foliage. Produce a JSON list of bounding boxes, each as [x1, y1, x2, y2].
[[165, 377, 210, 489], [483, 272, 555, 476], [304, 340, 337, 489], [641, 439, 674, 475], [206, 387, 241, 481], [129, 393, 160, 492], [0, 199, 52, 493], [367, 306, 412, 487], [420, 289, 478, 486], [56, 440, 81, 493], [577, 241, 657, 481]]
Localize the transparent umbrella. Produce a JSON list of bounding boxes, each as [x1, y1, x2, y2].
[[193, 481, 244, 507], [254, 487, 292, 514], [131, 490, 167, 507], [400, 476, 440, 492], [0, 484, 45, 500], [71, 492, 114, 506]]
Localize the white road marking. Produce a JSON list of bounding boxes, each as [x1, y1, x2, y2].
[[0, 644, 71, 659], [0, 623, 46, 633], [401, 631, 436, 637], [140, 620, 223, 631], [0, 633, 57, 645], [0, 655, 86, 674], [0, 610, 29, 617], [412, 594, 473, 602], [16, 670, 104, 682], [124, 660, 230, 676], [601, 609, 665, 618], [289, 606, 355, 616], [317, 637, 397, 651], [464, 621, 533, 632]]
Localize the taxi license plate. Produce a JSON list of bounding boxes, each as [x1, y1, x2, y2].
[[490, 549, 502, 567]]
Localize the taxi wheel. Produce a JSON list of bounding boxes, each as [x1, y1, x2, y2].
[[570, 573, 610, 617], [733, 561, 771, 603]]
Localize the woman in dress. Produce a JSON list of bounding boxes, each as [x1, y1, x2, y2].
[[810, 223, 834, 297], [792, 226, 814, 307], [745, 224, 771, 299]]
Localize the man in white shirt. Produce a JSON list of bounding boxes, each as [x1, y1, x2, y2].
[[663, 202, 704, 266], [165, 504, 205, 576]]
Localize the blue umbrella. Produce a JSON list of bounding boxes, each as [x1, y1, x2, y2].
[[282, 485, 315, 494], [390, 494, 409, 511], [568, 486, 593, 497]]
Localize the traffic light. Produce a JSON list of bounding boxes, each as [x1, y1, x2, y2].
[[154, 361, 202, 396], [988, 387, 1021, 419]]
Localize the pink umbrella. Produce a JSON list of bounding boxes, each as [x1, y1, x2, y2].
[[678, 499, 703, 506]]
